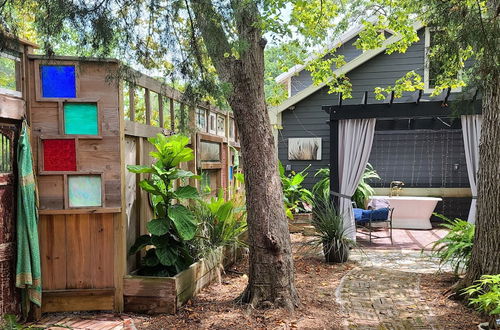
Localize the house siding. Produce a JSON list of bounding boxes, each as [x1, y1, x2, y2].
[[277, 29, 472, 221]]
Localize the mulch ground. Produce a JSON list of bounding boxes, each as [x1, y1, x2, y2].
[[136, 250, 355, 329], [419, 273, 483, 329]]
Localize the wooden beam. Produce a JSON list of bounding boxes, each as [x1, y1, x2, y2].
[[323, 99, 482, 120], [158, 95, 164, 128], [125, 120, 170, 138], [169, 98, 175, 131], [129, 82, 135, 122], [144, 88, 151, 126]]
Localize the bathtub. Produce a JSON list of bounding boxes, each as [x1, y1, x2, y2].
[[369, 196, 442, 230]]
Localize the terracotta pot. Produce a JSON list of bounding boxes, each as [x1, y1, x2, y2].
[[323, 242, 349, 263]]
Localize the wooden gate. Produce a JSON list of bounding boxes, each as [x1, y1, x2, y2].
[[0, 123, 20, 315]]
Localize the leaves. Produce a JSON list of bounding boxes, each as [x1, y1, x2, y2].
[[173, 185, 199, 199], [156, 246, 179, 266], [127, 165, 155, 174], [128, 235, 152, 255], [168, 204, 197, 240], [147, 218, 170, 236]]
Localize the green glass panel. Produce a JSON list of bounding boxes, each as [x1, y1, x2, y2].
[[68, 175, 102, 207], [64, 103, 98, 135]]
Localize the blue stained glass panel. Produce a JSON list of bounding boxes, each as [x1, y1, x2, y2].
[[40, 65, 76, 98]]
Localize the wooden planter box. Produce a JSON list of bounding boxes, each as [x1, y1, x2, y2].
[[123, 245, 241, 314], [288, 213, 313, 233]]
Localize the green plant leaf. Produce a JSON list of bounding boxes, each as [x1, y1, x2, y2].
[[128, 234, 152, 255], [139, 180, 160, 194], [147, 218, 169, 236], [168, 204, 197, 240], [156, 246, 178, 266], [127, 165, 155, 174], [143, 249, 160, 267], [169, 169, 200, 180], [173, 185, 199, 199]]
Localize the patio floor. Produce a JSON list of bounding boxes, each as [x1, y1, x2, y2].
[[356, 227, 448, 251]]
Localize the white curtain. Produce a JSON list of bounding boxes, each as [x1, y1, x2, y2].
[[337, 119, 376, 240], [461, 115, 482, 224]]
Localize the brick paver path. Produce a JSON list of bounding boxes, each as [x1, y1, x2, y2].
[[337, 247, 453, 330], [338, 267, 438, 329]]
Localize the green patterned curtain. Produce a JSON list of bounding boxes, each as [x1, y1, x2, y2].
[[16, 121, 41, 317]]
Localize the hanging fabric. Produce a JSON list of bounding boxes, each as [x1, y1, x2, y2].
[[461, 115, 482, 224], [338, 118, 376, 240], [16, 121, 42, 318]]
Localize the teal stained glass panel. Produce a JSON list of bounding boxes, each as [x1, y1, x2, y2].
[[68, 175, 102, 207], [64, 103, 98, 135]]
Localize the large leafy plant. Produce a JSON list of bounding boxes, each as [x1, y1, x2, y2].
[[128, 134, 200, 277], [429, 214, 475, 275], [278, 161, 313, 218]]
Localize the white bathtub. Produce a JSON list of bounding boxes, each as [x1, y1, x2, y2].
[[369, 196, 442, 229]]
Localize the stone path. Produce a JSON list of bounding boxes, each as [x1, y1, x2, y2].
[[337, 249, 450, 329]]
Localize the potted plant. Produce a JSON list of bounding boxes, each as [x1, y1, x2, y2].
[[309, 196, 355, 263], [463, 274, 500, 329]]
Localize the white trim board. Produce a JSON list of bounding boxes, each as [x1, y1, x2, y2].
[[269, 21, 425, 117]]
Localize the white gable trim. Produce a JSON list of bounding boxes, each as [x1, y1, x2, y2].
[[269, 21, 424, 117]]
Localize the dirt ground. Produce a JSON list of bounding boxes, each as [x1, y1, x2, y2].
[[133, 234, 483, 330], [420, 273, 483, 329]]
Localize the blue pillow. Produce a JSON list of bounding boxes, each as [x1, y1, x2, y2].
[[353, 207, 390, 222]]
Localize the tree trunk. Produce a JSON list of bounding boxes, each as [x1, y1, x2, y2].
[[190, 1, 299, 309], [458, 73, 500, 289]]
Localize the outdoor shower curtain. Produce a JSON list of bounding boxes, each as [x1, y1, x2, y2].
[[461, 115, 482, 224], [337, 118, 376, 240]]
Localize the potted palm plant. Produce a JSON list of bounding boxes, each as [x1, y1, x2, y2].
[[309, 196, 355, 263]]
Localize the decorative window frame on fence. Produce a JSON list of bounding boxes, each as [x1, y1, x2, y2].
[[65, 172, 104, 209], [34, 60, 80, 101], [59, 99, 102, 138], [38, 136, 79, 175]]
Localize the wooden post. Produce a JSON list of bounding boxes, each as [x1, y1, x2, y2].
[[158, 95, 164, 128], [145, 88, 151, 125], [329, 93, 342, 209], [170, 98, 175, 131], [129, 82, 135, 122]]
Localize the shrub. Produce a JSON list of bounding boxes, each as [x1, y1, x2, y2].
[[127, 134, 200, 277], [429, 214, 475, 275], [278, 161, 313, 218], [311, 163, 380, 209], [194, 190, 247, 256], [463, 274, 500, 325]]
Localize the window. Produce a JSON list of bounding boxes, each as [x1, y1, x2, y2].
[[216, 115, 225, 136], [229, 118, 235, 141], [68, 175, 102, 207], [208, 112, 217, 135], [63, 103, 99, 135], [196, 108, 206, 131], [424, 28, 461, 93], [42, 138, 77, 172], [0, 132, 12, 173], [40, 65, 77, 98], [0, 52, 21, 96]]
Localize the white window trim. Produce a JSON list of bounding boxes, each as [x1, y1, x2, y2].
[[196, 108, 207, 131], [0, 51, 22, 98], [216, 114, 225, 137], [208, 112, 217, 135], [424, 27, 462, 94]]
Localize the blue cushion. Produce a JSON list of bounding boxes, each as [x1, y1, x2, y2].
[[353, 207, 390, 222]]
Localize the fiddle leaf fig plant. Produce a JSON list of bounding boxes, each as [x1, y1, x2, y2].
[[127, 134, 200, 276]]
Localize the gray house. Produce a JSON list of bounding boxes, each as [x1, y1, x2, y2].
[[269, 22, 476, 222]]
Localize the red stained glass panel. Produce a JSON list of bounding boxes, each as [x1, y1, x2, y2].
[[43, 139, 77, 171]]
